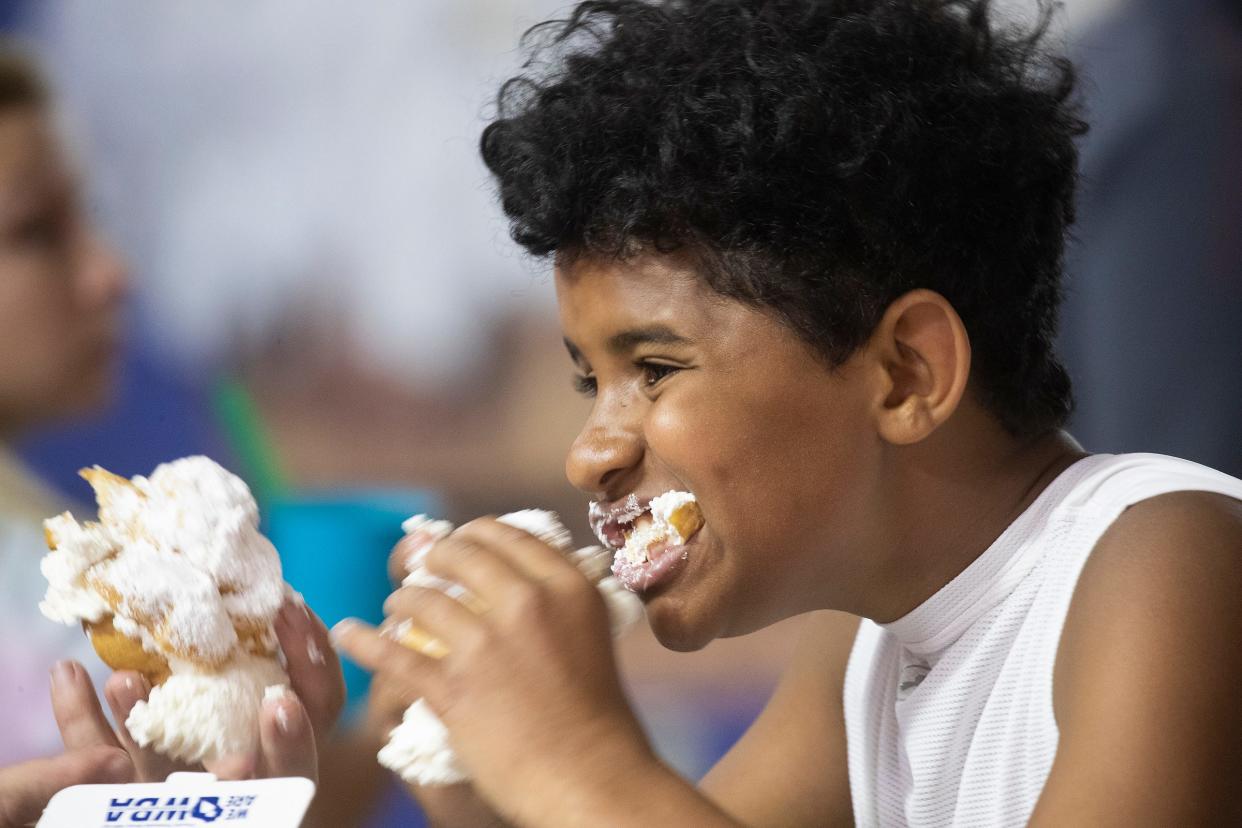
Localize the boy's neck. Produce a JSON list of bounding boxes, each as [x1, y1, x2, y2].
[[863, 406, 1087, 625]]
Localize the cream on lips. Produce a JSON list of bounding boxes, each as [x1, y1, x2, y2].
[[590, 491, 705, 593]]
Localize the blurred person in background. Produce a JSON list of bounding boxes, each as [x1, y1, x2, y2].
[[0, 42, 346, 827], [0, 40, 128, 765], [21, 0, 584, 525]]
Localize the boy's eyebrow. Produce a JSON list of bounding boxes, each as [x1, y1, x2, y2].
[[606, 325, 691, 353], [563, 326, 692, 366]]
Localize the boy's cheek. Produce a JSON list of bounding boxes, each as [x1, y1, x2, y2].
[[644, 403, 707, 460]]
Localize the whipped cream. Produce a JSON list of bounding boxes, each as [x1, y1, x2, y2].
[[126, 655, 289, 763], [400, 515, 460, 597], [96, 538, 240, 663], [492, 509, 573, 552], [378, 699, 468, 785]]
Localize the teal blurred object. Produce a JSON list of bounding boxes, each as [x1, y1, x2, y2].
[[263, 488, 440, 711]]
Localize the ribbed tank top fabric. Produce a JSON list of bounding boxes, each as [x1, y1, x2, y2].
[[843, 453, 1242, 827]]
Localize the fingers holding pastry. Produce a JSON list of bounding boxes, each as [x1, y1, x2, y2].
[[102, 671, 192, 782], [363, 670, 417, 740], [442, 517, 578, 586], [384, 585, 487, 658], [368, 509, 641, 791], [204, 752, 256, 781], [274, 599, 345, 739], [50, 660, 122, 753], [390, 531, 437, 587], [40, 458, 301, 768], [429, 521, 609, 643], [256, 686, 317, 781], [421, 521, 586, 623], [332, 619, 444, 710], [389, 535, 418, 587], [391, 515, 455, 586]]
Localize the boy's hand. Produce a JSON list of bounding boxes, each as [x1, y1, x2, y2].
[[363, 672, 516, 828], [335, 517, 657, 825]]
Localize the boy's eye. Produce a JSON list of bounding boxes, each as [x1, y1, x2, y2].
[[572, 373, 597, 398], [640, 362, 681, 387]]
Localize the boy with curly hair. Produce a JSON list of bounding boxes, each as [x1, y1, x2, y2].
[[336, 2, 1242, 825]]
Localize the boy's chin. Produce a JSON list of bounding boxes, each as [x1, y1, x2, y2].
[[644, 595, 723, 653]]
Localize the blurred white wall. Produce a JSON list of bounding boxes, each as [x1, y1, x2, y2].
[[30, 0, 566, 392], [30, 0, 1136, 397]]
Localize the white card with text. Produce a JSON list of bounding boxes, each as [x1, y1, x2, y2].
[[37, 772, 315, 827]]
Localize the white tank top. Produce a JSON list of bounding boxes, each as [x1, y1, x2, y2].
[[843, 453, 1242, 827]]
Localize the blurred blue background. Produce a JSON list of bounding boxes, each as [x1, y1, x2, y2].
[[265, 489, 439, 709]]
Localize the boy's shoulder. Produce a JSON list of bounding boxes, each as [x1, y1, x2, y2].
[[1063, 486, 1242, 651], [1038, 488, 1242, 824], [1066, 487, 1242, 647], [1055, 451, 1242, 512]]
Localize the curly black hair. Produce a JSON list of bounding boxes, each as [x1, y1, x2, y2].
[[481, 0, 1085, 439]]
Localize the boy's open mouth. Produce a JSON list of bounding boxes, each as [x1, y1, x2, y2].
[[588, 491, 705, 593]]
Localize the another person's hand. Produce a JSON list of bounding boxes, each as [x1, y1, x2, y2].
[[53, 599, 345, 786], [206, 597, 347, 780], [0, 739, 130, 827], [335, 518, 658, 826]]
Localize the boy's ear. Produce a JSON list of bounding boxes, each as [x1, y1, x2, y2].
[[868, 289, 971, 445]]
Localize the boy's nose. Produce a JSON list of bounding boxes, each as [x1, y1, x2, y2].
[[565, 412, 643, 498]]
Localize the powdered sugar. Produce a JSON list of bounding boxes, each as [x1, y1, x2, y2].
[[118, 457, 285, 625], [38, 513, 111, 624], [40, 456, 286, 664], [95, 538, 239, 663]]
